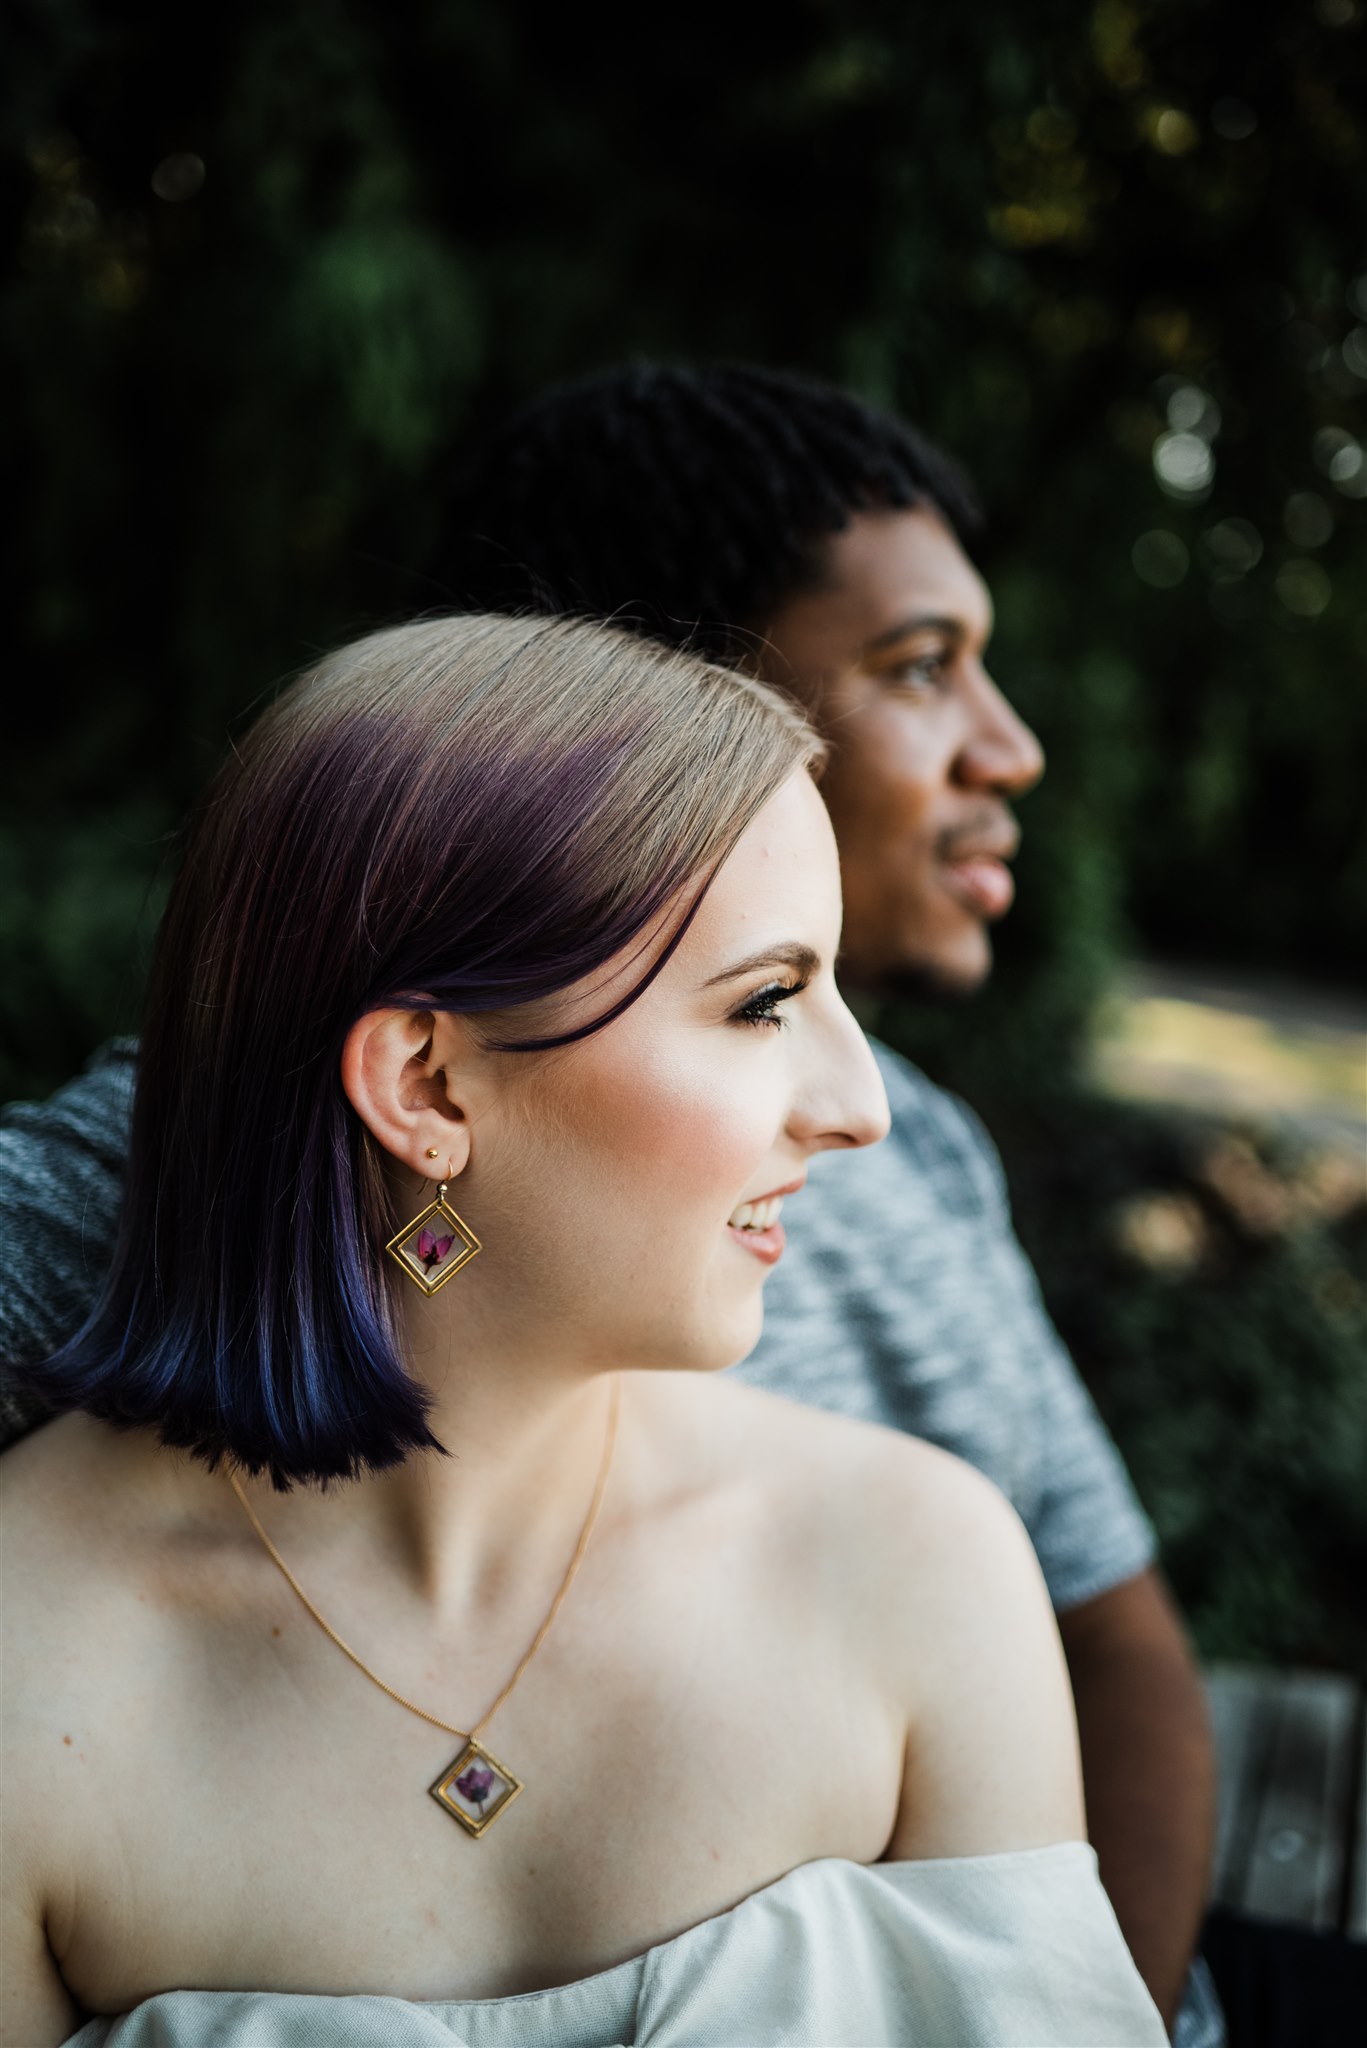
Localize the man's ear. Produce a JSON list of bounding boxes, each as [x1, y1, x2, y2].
[[340, 1008, 475, 1182]]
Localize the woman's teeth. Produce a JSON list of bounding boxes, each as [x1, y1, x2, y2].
[[728, 1195, 783, 1232]]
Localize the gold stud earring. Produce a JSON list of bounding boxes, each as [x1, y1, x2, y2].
[[386, 1158, 482, 1296]]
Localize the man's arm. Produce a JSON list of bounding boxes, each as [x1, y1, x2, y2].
[[1059, 1567, 1216, 2036], [881, 1062, 1217, 2035]]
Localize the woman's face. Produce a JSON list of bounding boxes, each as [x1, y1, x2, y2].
[[449, 770, 890, 1377]]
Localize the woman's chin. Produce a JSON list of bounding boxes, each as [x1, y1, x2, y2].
[[705, 1292, 768, 1375], [640, 1296, 766, 1379]]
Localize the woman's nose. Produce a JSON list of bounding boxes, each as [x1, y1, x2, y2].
[[792, 1007, 891, 1155]]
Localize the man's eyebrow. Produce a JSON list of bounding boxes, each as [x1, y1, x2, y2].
[[863, 613, 968, 655], [701, 941, 821, 989]]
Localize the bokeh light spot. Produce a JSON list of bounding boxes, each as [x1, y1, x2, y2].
[[151, 153, 205, 203], [1274, 559, 1332, 617], [1282, 493, 1334, 549], [1153, 109, 1199, 154], [1153, 430, 1215, 497], [1166, 383, 1221, 438], [1132, 531, 1190, 587], [1313, 425, 1354, 472], [1200, 518, 1263, 578], [1327, 441, 1367, 496], [1340, 328, 1367, 380]]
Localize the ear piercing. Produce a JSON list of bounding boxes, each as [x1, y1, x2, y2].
[[388, 1148, 479, 1294]]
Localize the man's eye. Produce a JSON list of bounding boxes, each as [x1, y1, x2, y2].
[[733, 980, 807, 1030], [887, 652, 947, 688]]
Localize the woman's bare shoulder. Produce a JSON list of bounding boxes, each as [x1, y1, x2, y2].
[[644, 1366, 1013, 1512], [3, 1412, 113, 1572], [639, 1371, 1081, 1853], [0, 1421, 133, 2042], [1, 1411, 166, 1572], [635, 1367, 1031, 1613], [1, 1415, 190, 1737]]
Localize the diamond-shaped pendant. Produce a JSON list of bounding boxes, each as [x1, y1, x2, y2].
[[386, 1195, 482, 1297], [430, 1738, 523, 1838]]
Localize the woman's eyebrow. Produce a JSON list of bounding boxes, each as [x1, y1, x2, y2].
[[701, 941, 821, 989]]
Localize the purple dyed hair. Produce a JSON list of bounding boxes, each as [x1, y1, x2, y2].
[[32, 615, 819, 1486]]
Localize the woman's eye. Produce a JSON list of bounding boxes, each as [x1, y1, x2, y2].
[[733, 979, 807, 1030]]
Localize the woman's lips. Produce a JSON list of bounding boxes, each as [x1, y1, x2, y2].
[[941, 854, 1016, 919], [726, 1220, 787, 1266], [726, 1177, 802, 1267]]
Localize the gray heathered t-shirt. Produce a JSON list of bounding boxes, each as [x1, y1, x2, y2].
[[0, 1036, 1155, 1612]]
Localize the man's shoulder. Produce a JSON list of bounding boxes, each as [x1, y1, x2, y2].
[[0, 1039, 140, 1400], [0, 1037, 138, 1152]]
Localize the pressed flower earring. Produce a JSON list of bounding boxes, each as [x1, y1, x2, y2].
[[386, 1155, 482, 1296]]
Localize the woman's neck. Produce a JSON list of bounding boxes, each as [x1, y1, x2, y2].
[[393, 1264, 619, 1574], [221, 1283, 621, 1618], [367, 1365, 617, 1608]]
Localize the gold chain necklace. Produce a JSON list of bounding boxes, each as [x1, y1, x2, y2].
[[228, 1374, 621, 1838]]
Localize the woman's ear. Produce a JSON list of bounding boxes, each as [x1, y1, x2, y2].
[[340, 1009, 474, 1181]]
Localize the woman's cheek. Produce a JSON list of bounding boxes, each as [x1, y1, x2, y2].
[[570, 1032, 782, 1209]]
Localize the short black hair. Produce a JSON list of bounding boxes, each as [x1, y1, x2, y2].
[[436, 363, 982, 664]]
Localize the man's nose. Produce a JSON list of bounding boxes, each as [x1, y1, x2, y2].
[[958, 669, 1045, 798]]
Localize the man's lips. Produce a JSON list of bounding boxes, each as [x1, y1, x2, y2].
[[937, 820, 1020, 921], [941, 853, 1016, 919]]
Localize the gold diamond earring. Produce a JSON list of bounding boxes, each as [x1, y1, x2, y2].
[[386, 1155, 482, 1296]]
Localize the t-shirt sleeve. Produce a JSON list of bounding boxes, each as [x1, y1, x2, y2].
[[919, 1080, 1158, 1612], [0, 1038, 137, 1444]]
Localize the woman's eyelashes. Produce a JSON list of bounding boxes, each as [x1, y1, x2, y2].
[[732, 979, 809, 1031]]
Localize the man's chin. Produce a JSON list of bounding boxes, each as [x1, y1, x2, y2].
[[841, 930, 994, 1008], [873, 957, 991, 1007]]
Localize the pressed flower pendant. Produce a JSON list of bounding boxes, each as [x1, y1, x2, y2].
[[430, 1738, 523, 1837], [386, 1192, 482, 1297]]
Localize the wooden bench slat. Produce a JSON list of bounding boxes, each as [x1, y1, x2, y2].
[[1238, 1669, 1358, 1931], [1350, 1719, 1367, 1944], [1205, 1666, 1278, 1907]]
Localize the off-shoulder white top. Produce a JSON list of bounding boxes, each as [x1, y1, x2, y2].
[[65, 1842, 1165, 2047]]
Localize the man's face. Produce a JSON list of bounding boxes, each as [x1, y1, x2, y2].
[[753, 506, 1044, 997]]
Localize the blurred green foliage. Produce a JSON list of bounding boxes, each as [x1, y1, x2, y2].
[[994, 1091, 1367, 1674], [2, 1, 1365, 1661], [4, 0, 1365, 1101]]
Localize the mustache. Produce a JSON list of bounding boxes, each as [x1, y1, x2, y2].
[[934, 807, 1021, 865]]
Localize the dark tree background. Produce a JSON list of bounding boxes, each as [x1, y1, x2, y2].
[[3, 0, 1365, 1665]]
